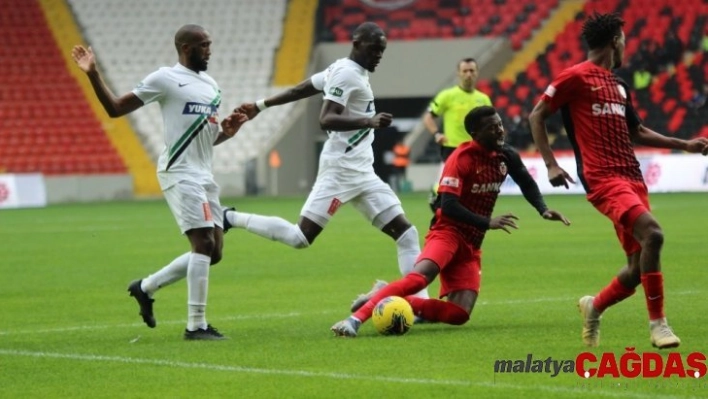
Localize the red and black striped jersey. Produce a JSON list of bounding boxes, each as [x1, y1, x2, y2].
[[541, 60, 643, 193]]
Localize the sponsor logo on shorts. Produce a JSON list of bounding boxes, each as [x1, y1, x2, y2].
[[202, 203, 213, 221], [327, 198, 342, 216]]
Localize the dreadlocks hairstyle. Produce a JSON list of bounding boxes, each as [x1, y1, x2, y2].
[[464, 105, 497, 135], [581, 12, 625, 50]]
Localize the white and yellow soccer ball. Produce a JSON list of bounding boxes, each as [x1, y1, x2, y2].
[[371, 296, 414, 336]]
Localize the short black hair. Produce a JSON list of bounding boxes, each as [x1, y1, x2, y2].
[[581, 12, 625, 50], [464, 105, 497, 134], [458, 57, 477, 69], [352, 22, 384, 43]]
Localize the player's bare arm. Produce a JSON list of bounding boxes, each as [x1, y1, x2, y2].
[[630, 125, 708, 155], [71, 45, 144, 118], [422, 111, 446, 144], [319, 100, 392, 131], [529, 100, 575, 188], [213, 111, 249, 146], [237, 78, 321, 120]]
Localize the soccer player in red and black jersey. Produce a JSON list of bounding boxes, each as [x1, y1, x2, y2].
[[331, 106, 570, 337], [529, 13, 708, 349]]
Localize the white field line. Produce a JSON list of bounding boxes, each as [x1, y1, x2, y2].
[[0, 291, 700, 336], [0, 349, 701, 399]]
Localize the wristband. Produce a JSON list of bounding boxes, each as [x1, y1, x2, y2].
[[256, 99, 268, 111]]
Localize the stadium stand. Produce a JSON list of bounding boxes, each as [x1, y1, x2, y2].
[[321, 0, 558, 48], [67, 0, 295, 175], [320, 0, 706, 157], [0, 0, 127, 175]]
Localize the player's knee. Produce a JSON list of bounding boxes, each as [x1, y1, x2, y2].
[[210, 250, 222, 265], [193, 234, 216, 255], [447, 303, 470, 325], [643, 227, 664, 250]]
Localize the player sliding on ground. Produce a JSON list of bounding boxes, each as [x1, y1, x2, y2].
[[331, 106, 571, 337], [224, 22, 429, 303]]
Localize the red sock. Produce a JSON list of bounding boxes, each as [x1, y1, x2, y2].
[[641, 272, 665, 320], [405, 296, 469, 325], [352, 273, 428, 323], [593, 277, 636, 313]]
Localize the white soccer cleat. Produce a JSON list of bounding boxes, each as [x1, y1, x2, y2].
[[331, 317, 361, 338], [650, 318, 681, 349], [578, 296, 601, 347], [350, 279, 388, 312]]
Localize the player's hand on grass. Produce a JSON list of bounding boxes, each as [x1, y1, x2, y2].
[[236, 103, 260, 120], [542, 209, 570, 225], [489, 213, 519, 234], [367, 113, 393, 128], [71, 45, 96, 73], [684, 137, 708, 155], [547, 165, 575, 189], [221, 112, 249, 137]]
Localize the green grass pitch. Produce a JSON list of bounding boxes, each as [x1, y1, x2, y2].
[[1, 192, 706, 398]]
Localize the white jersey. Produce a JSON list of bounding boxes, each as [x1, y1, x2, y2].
[[311, 58, 376, 171], [132, 63, 221, 190]]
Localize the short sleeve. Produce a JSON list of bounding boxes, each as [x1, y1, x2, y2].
[[323, 67, 357, 106], [540, 68, 578, 113], [483, 93, 493, 106], [310, 70, 327, 91], [437, 150, 467, 197], [132, 69, 166, 105], [428, 90, 447, 116]]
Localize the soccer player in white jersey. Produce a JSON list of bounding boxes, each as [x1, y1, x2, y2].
[[225, 22, 430, 306], [71, 24, 248, 340]]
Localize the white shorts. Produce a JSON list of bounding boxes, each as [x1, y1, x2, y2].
[[300, 164, 403, 228], [163, 180, 223, 233]]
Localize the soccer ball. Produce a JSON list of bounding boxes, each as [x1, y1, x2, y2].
[[371, 296, 414, 336]]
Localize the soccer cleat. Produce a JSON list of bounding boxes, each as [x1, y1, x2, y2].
[[331, 317, 361, 338], [222, 207, 235, 233], [184, 324, 227, 341], [127, 279, 156, 328], [650, 319, 681, 349], [350, 279, 388, 312], [578, 295, 601, 347]]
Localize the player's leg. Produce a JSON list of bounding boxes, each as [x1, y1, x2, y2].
[[222, 172, 350, 248], [631, 210, 679, 348], [405, 244, 481, 325], [351, 179, 428, 300], [332, 260, 438, 337], [331, 230, 456, 336]]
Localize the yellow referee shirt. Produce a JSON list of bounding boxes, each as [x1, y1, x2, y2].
[[428, 86, 493, 148]]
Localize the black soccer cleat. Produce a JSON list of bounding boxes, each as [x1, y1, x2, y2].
[[127, 279, 156, 328], [184, 324, 227, 341], [222, 207, 235, 233]]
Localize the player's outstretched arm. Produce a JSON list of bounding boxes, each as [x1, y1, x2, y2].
[[541, 209, 570, 225], [71, 45, 143, 118], [529, 100, 575, 188], [439, 193, 492, 230], [237, 77, 322, 120], [319, 100, 392, 131], [630, 125, 708, 155], [213, 111, 249, 146]]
